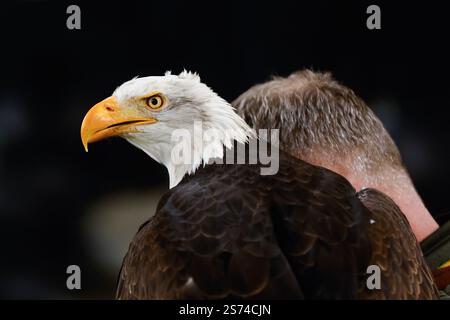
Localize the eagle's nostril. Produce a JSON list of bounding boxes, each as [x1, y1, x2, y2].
[[105, 105, 115, 112]]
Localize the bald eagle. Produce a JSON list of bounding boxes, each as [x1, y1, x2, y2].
[[81, 71, 438, 299]]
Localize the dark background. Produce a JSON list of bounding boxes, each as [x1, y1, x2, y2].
[[0, 1, 449, 299]]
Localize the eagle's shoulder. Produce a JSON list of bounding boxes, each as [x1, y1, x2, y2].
[[117, 153, 371, 299], [357, 188, 439, 299], [117, 158, 309, 299]]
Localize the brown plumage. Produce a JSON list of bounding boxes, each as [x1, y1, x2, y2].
[[116, 146, 438, 299]]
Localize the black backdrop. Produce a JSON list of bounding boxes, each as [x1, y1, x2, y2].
[[0, 1, 449, 298]]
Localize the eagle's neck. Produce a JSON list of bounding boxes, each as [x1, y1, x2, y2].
[[126, 112, 254, 189], [170, 126, 252, 187]]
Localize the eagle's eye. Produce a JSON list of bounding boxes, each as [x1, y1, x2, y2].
[[145, 94, 164, 110]]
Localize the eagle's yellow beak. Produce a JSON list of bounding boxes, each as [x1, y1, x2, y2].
[[80, 96, 157, 152]]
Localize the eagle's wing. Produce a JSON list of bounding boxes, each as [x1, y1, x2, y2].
[[116, 172, 304, 299], [357, 188, 439, 299], [267, 163, 373, 299], [267, 162, 438, 299], [116, 159, 438, 299]]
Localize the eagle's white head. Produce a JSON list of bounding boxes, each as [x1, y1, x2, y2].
[[81, 70, 253, 188]]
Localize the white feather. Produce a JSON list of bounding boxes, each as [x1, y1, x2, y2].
[[113, 71, 254, 188]]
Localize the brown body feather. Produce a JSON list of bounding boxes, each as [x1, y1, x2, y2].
[[116, 147, 438, 299]]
